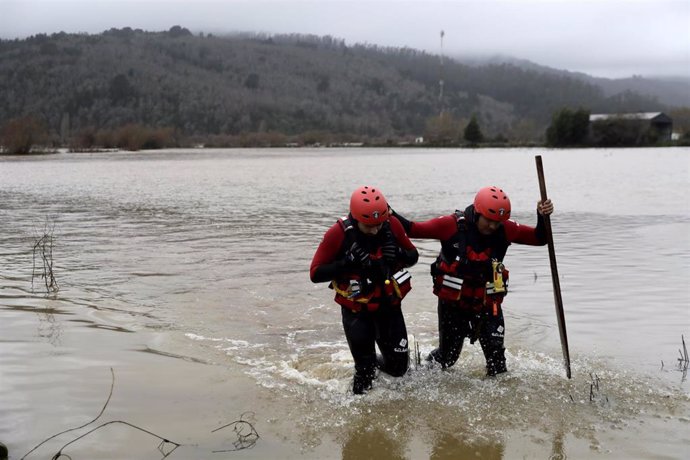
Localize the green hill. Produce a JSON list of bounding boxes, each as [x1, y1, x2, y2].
[[0, 27, 666, 147]]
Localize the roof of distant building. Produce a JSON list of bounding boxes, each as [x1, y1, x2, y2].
[[589, 112, 669, 121]]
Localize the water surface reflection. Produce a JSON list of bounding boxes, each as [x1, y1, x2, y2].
[[1, 147, 688, 459]]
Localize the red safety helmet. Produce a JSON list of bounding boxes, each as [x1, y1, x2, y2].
[[473, 186, 511, 222], [350, 186, 389, 225]]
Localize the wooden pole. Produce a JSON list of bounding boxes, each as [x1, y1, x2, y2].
[[535, 155, 572, 379]]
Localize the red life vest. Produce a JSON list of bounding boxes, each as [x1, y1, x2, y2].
[[431, 207, 509, 313], [331, 217, 412, 312]]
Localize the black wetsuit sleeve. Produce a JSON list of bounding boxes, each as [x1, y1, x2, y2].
[[390, 209, 413, 234], [310, 222, 351, 283], [311, 258, 350, 283]]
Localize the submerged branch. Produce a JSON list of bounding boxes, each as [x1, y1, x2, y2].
[[21, 368, 115, 459], [50, 421, 180, 460], [22, 367, 181, 459], [212, 411, 260, 453]]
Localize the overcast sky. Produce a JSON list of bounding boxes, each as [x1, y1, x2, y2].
[[1, 0, 688, 79]]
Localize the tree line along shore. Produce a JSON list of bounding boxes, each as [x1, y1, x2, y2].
[[1, 27, 689, 153]]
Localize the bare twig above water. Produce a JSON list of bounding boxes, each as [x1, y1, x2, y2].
[[21, 368, 181, 460], [589, 373, 598, 402], [32, 220, 59, 294], [678, 335, 689, 381], [588, 373, 609, 407], [212, 411, 260, 453]]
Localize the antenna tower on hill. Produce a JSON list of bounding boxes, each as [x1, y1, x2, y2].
[[439, 30, 445, 116]]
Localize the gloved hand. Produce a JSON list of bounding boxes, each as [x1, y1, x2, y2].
[[382, 241, 398, 262], [346, 241, 370, 267], [381, 231, 398, 262]]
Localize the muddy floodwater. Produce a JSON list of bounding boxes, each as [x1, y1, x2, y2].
[[1, 147, 689, 459]]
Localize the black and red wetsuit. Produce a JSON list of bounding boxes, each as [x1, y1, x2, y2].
[[396, 205, 546, 375], [310, 215, 418, 392]]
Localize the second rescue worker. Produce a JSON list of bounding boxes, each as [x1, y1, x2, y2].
[[394, 186, 553, 376]]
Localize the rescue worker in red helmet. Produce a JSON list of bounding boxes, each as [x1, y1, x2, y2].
[[393, 186, 553, 376], [310, 186, 419, 394]]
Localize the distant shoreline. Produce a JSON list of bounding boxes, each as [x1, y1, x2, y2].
[[3, 142, 688, 156]]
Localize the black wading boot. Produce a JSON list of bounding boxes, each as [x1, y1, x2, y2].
[[425, 348, 446, 369], [486, 359, 507, 376], [352, 374, 373, 395]]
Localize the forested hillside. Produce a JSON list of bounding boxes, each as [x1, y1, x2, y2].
[[0, 26, 668, 147], [458, 54, 690, 109]]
